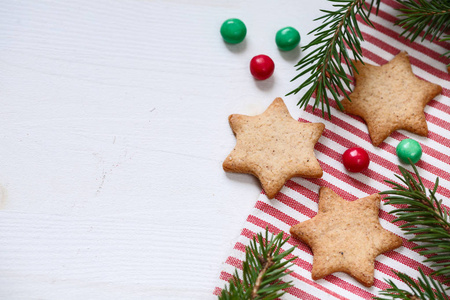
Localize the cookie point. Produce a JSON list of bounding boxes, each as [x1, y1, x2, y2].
[[289, 227, 296, 235], [317, 122, 325, 131], [273, 97, 284, 103], [361, 278, 374, 288], [314, 169, 324, 178], [265, 191, 276, 199], [222, 99, 325, 200], [318, 186, 328, 192], [228, 114, 239, 125]]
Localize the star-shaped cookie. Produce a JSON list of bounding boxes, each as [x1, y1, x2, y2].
[[223, 98, 324, 199], [342, 51, 442, 146], [290, 187, 402, 287]]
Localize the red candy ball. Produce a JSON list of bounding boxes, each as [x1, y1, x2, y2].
[[250, 54, 275, 80], [342, 147, 370, 172]]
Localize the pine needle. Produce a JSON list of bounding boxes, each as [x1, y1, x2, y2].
[[288, 0, 450, 118], [219, 228, 297, 300], [396, 0, 450, 43], [287, 0, 380, 118], [374, 268, 449, 300], [377, 164, 450, 299], [380, 164, 450, 279]]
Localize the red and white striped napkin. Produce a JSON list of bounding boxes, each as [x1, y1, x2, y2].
[[214, 0, 450, 298]]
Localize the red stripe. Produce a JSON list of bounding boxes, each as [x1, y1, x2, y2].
[[284, 283, 322, 300], [425, 113, 450, 131], [240, 228, 314, 271], [390, 131, 450, 181], [257, 193, 411, 254], [379, 0, 450, 48], [257, 191, 438, 276], [316, 143, 386, 193], [307, 1, 450, 110], [283, 180, 430, 253], [213, 286, 223, 296], [231, 243, 322, 300], [282, 174, 410, 227], [362, 48, 450, 98], [317, 138, 450, 199], [336, 22, 450, 98], [329, 98, 450, 172], [429, 100, 450, 115], [254, 199, 450, 284], [359, 16, 450, 69], [308, 48, 450, 114], [321, 120, 450, 199], [219, 271, 233, 282], [276, 184, 319, 219], [284, 179, 434, 252], [308, 96, 450, 168], [245, 216, 378, 298], [229, 239, 327, 300], [255, 200, 299, 226], [246, 218, 398, 299], [218, 3, 450, 298], [288, 272, 347, 300], [317, 148, 450, 211], [217, 270, 332, 300], [284, 178, 399, 226], [225, 256, 243, 269], [299, 114, 450, 199], [240, 227, 356, 299]]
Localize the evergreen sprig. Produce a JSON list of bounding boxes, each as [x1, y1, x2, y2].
[[287, 0, 380, 118], [440, 35, 450, 64], [380, 164, 450, 279], [396, 0, 450, 43], [219, 228, 297, 300], [374, 268, 449, 300], [288, 0, 450, 117], [376, 164, 450, 299]]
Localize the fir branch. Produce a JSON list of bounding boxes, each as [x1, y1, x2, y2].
[[396, 0, 450, 43], [440, 35, 450, 64], [219, 228, 297, 300], [374, 268, 449, 300], [287, 0, 380, 118], [287, 0, 450, 117], [380, 164, 450, 279]]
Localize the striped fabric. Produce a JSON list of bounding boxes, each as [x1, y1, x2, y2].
[[214, 0, 450, 298]]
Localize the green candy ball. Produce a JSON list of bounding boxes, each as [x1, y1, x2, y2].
[[396, 139, 422, 164], [220, 18, 246, 44], [275, 27, 300, 51]]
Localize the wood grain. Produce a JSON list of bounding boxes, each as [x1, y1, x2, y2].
[[0, 0, 328, 298]]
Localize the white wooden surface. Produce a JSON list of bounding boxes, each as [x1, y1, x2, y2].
[[0, 1, 327, 299]]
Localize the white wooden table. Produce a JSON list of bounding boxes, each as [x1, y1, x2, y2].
[[0, 1, 328, 298]]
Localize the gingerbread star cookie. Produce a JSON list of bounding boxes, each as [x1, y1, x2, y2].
[[290, 187, 402, 287], [342, 51, 442, 146], [223, 98, 324, 199]]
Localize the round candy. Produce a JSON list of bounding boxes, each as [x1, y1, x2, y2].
[[342, 147, 370, 172], [396, 139, 422, 164], [275, 27, 301, 51], [220, 18, 246, 44], [250, 55, 275, 80]]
